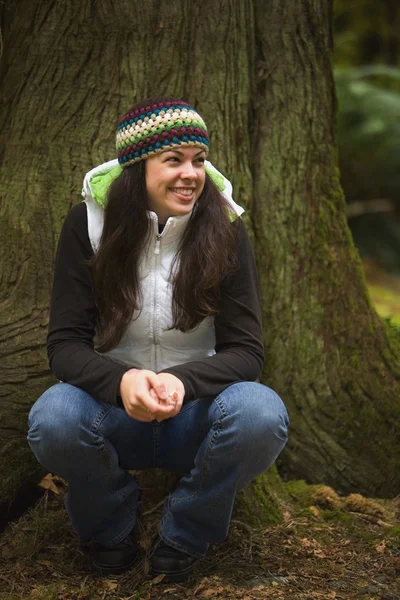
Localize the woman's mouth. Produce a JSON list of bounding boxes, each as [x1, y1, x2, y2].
[[170, 187, 195, 200]]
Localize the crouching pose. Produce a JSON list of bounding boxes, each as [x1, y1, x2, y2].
[[28, 97, 289, 582]]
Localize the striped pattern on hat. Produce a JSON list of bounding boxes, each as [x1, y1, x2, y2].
[[116, 100, 209, 167]]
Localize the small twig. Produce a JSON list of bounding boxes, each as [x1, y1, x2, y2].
[[142, 499, 165, 516], [347, 511, 393, 527], [346, 198, 395, 218], [231, 519, 254, 537]]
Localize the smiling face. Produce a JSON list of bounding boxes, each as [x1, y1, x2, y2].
[[145, 146, 206, 223]]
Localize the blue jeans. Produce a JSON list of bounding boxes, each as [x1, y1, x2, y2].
[[27, 382, 288, 557]]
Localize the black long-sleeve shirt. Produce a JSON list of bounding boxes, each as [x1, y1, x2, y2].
[[47, 203, 264, 406]]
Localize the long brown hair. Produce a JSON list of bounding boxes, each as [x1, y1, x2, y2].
[[91, 162, 238, 352]]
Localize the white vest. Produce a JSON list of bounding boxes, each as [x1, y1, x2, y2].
[[82, 159, 244, 373]]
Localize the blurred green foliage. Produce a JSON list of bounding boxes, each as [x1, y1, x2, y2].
[[333, 0, 400, 273], [334, 0, 399, 67], [335, 65, 400, 204]]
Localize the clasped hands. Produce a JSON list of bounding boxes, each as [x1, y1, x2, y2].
[[119, 368, 185, 422]]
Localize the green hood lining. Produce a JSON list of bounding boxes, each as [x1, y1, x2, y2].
[[89, 164, 236, 221]]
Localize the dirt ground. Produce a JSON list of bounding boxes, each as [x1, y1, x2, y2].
[[0, 477, 399, 600]]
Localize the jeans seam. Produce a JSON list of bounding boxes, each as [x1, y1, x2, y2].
[[169, 417, 222, 506], [158, 529, 203, 558], [168, 393, 228, 506], [90, 404, 113, 436], [107, 497, 137, 546], [159, 500, 203, 557]]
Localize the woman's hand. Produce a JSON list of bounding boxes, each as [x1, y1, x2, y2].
[[152, 372, 185, 420], [119, 369, 176, 422]]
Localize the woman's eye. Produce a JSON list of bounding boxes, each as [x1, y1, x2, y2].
[[195, 158, 205, 164]]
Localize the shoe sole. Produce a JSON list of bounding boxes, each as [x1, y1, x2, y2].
[[150, 565, 195, 583], [92, 554, 139, 575]]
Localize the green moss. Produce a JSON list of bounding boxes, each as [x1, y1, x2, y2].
[[297, 507, 317, 518], [284, 479, 318, 506], [0, 442, 44, 506], [320, 509, 353, 525], [386, 527, 400, 551], [234, 468, 284, 527]]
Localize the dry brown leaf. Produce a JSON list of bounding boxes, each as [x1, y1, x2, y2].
[[340, 539, 351, 546], [300, 538, 312, 548], [199, 588, 225, 598], [36, 560, 53, 569], [300, 537, 319, 548], [103, 580, 118, 590], [194, 581, 208, 595], [309, 505, 321, 518], [327, 592, 336, 599], [151, 574, 166, 584], [38, 473, 60, 495], [375, 539, 386, 553]]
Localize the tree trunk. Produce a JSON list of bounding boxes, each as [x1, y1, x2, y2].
[[0, 0, 399, 511], [251, 0, 400, 496]]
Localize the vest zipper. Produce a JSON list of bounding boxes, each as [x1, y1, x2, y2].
[[153, 232, 163, 370], [155, 234, 161, 255]]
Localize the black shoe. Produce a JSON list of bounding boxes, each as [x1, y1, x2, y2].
[[150, 540, 199, 582], [91, 528, 139, 575]]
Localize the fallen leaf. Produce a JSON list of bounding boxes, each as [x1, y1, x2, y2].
[[151, 574, 166, 584], [38, 473, 60, 495], [375, 539, 386, 553], [200, 588, 225, 598], [300, 538, 312, 548], [310, 505, 321, 518], [36, 560, 53, 569], [103, 580, 118, 590], [340, 539, 351, 546]]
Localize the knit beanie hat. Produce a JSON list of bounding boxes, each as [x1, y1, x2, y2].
[[116, 99, 209, 167]]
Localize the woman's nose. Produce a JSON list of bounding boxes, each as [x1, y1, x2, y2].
[[180, 162, 197, 180]]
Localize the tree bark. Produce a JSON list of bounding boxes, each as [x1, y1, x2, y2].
[[251, 0, 400, 496], [0, 0, 399, 509]]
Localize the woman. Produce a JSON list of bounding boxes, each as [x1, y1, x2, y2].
[[27, 98, 289, 582]]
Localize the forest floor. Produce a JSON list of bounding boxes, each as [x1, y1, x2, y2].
[[1, 261, 399, 600], [364, 259, 400, 326], [0, 477, 399, 600]]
